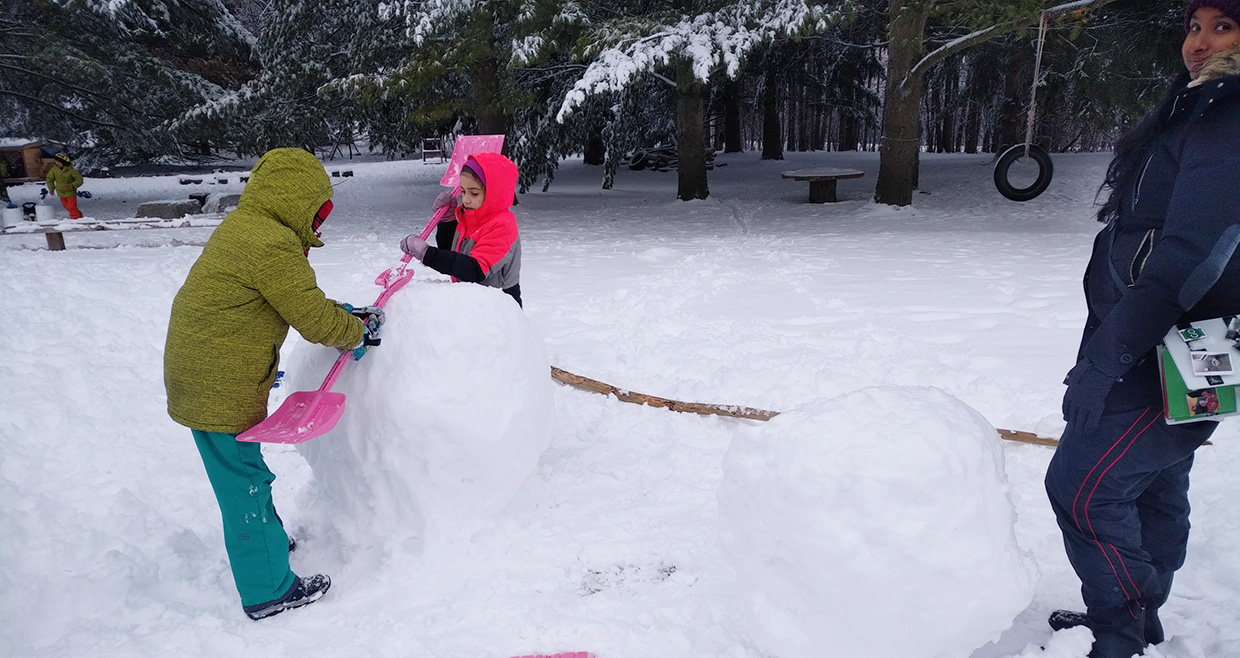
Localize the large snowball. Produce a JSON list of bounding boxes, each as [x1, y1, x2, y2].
[[281, 281, 553, 550], [718, 386, 1037, 658]]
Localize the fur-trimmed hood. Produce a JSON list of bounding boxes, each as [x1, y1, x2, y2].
[[1188, 43, 1240, 87]]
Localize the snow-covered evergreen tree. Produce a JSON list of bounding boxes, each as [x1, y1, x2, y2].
[[174, 1, 402, 157], [1, 0, 256, 168], [553, 0, 849, 199]]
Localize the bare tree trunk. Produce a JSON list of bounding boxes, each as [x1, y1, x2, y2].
[[676, 57, 709, 200], [874, 0, 929, 207], [938, 58, 958, 153], [963, 97, 980, 153], [583, 118, 605, 165], [471, 15, 507, 138], [723, 78, 743, 153], [761, 51, 784, 160], [995, 41, 1032, 152], [785, 79, 797, 152]]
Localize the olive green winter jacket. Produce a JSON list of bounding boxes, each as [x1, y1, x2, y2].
[[164, 148, 364, 433], [46, 163, 83, 198]]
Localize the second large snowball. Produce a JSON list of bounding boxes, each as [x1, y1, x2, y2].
[[718, 386, 1037, 658]]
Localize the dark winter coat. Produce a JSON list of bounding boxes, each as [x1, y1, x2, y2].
[[1078, 45, 1240, 408], [422, 153, 522, 304], [164, 148, 364, 433]]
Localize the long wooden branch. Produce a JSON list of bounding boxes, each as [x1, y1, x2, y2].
[[551, 366, 1061, 448]]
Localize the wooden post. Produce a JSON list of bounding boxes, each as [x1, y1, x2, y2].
[[45, 232, 65, 251]]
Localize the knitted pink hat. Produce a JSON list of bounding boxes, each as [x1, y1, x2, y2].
[[1185, 0, 1240, 31]]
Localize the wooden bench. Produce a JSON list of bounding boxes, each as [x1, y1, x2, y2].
[[422, 138, 445, 163], [0, 215, 224, 250], [781, 167, 865, 203]]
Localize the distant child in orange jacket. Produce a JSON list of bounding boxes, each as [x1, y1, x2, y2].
[[400, 153, 523, 306]]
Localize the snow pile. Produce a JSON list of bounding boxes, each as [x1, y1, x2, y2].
[[718, 386, 1038, 658], [282, 282, 554, 553]]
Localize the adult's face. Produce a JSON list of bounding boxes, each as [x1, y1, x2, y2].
[[1183, 6, 1240, 79]]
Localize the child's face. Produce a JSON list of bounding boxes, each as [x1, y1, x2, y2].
[[460, 172, 485, 210]]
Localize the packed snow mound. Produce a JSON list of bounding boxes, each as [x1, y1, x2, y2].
[[281, 281, 554, 551], [718, 386, 1038, 658]]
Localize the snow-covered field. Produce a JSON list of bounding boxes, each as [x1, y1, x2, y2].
[[1, 150, 1236, 658]]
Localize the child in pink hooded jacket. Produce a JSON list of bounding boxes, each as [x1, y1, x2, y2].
[[401, 152, 522, 306]]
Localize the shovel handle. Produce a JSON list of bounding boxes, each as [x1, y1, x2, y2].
[[418, 184, 462, 241], [318, 349, 354, 392], [327, 246, 420, 391], [372, 183, 461, 289]]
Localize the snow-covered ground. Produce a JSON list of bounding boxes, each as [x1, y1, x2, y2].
[[1, 150, 1236, 658]]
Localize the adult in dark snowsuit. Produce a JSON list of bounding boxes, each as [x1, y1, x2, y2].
[[164, 147, 384, 620], [1045, 2, 1240, 657]]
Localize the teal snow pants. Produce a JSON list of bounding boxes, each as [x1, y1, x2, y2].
[[192, 430, 297, 607]]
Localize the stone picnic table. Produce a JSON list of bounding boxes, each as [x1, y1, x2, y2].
[[781, 167, 865, 203]]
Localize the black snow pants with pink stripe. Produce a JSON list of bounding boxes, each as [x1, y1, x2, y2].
[[1045, 405, 1215, 658]]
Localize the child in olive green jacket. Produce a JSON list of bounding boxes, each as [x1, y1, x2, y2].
[[45, 152, 84, 218], [164, 147, 381, 620]]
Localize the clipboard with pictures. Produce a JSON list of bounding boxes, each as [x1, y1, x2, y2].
[[1158, 316, 1240, 424]]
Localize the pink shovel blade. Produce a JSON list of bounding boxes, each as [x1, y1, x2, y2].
[[237, 390, 347, 444], [439, 134, 505, 188]]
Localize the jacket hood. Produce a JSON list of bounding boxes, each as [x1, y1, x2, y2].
[[1189, 43, 1240, 87], [235, 148, 333, 249], [457, 152, 518, 232]]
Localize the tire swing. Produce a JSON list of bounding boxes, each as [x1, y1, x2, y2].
[[995, 12, 1053, 202]]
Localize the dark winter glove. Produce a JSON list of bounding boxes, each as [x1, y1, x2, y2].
[[348, 305, 385, 334], [401, 234, 429, 260], [347, 339, 371, 361], [431, 191, 458, 216], [40, 188, 49, 199], [76, 190, 92, 199], [341, 304, 385, 360], [1061, 359, 1118, 435]]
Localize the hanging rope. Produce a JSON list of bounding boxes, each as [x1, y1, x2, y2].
[[1024, 12, 1050, 157], [550, 366, 1061, 448]]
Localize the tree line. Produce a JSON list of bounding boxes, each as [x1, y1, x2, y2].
[[1, 0, 1185, 206]]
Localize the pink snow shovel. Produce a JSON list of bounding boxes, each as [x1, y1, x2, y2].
[[415, 133, 505, 240], [237, 135, 505, 445]]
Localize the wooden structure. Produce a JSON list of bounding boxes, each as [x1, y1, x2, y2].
[[0, 215, 224, 251], [781, 167, 865, 203], [422, 138, 445, 163], [0, 141, 63, 182]]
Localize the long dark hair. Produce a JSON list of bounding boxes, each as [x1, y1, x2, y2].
[[1096, 70, 1192, 223]]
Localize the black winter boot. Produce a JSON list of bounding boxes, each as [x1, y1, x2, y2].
[[1049, 607, 1149, 658], [1088, 608, 1146, 658], [1048, 609, 1089, 631], [243, 574, 331, 620]]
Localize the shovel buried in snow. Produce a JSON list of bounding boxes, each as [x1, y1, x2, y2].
[[237, 134, 506, 445]]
